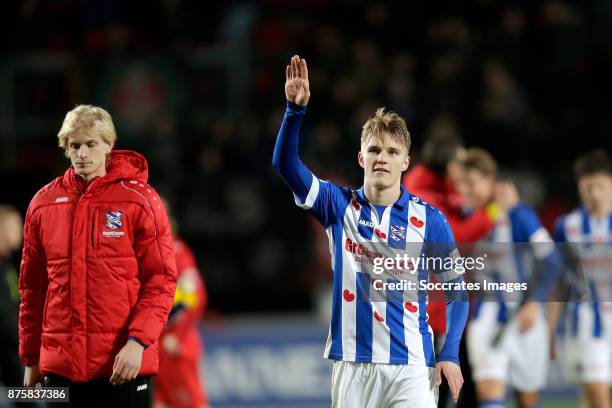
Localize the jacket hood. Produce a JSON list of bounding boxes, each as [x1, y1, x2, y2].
[[403, 164, 444, 193], [403, 163, 463, 210], [62, 150, 149, 192]]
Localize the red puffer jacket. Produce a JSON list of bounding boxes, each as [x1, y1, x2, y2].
[[19, 150, 178, 382]]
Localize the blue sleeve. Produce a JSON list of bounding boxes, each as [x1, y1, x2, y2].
[[553, 216, 567, 242], [272, 101, 347, 227], [438, 276, 469, 364], [424, 206, 468, 364], [272, 101, 313, 202], [509, 203, 543, 242], [510, 205, 563, 301]]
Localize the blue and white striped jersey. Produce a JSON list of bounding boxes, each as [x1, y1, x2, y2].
[[473, 203, 555, 321], [301, 180, 460, 365], [555, 208, 612, 338], [488, 204, 554, 282]]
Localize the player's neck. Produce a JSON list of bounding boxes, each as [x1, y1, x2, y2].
[[79, 167, 107, 185], [585, 203, 611, 218], [363, 181, 401, 206]]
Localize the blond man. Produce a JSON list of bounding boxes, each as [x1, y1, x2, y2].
[[273, 55, 468, 407], [19, 105, 177, 407]]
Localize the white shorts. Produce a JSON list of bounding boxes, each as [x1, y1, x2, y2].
[[563, 302, 612, 384], [331, 361, 438, 408], [467, 303, 549, 392]]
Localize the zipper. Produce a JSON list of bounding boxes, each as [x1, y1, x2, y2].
[[83, 179, 99, 249], [91, 208, 99, 249]]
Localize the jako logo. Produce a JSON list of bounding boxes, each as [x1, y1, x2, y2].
[[358, 219, 375, 228], [136, 384, 148, 392], [55, 197, 68, 203]]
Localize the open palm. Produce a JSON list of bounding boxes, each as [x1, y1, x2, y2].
[[285, 55, 310, 106]]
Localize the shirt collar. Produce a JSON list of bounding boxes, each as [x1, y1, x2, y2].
[[356, 185, 411, 209]]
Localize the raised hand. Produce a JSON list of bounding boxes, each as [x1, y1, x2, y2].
[[285, 55, 310, 106], [494, 181, 519, 210]]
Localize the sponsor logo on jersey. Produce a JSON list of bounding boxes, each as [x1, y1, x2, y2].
[[358, 219, 375, 228], [55, 196, 69, 203], [345, 238, 383, 259], [103, 231, 125, 237]]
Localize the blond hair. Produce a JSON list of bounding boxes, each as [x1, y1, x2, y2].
[[57, 105, 116, 151], [463, 148, 497, 177], [361, 108, 411, 154]]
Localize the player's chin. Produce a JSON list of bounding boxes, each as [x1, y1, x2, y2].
[[371, 178, 392, 190]]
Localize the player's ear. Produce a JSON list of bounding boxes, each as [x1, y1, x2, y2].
[[402, 155, 410, 172], [358, 150, 365, 169]]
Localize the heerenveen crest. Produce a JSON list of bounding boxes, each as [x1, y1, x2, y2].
[[390, 225, 406, 242], [105, 211, 123, 230]]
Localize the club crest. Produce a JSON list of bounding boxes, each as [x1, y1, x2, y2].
[[105, 211, 123, 230], [390, 225, 406, 241]]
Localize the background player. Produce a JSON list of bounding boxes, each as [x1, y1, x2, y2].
[[403, 135, 519, 407], [155, 200, 209, 408], [461, 148, 556, 408], [553, 149, 612, 408], [273, 55, 469, 407]]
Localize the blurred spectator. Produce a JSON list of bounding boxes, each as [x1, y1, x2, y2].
[[0, 205, 23, 387]]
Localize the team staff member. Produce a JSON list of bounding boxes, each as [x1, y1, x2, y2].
[[19, 105, 178, 407]]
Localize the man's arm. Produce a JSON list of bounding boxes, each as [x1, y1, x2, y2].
[[272, 55, 344, 227], [111, 190, 178, 385], [127, 194, 178, 346], [272, 55, 313, 200], [165, 259, 207, 344], [18, 205, 48, 386], [425, 207, 468, 403], [437, 276, 469, 365]]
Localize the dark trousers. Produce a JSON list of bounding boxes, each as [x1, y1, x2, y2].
[[44, 373, 152, 408], [0, 346, 23, 387]]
